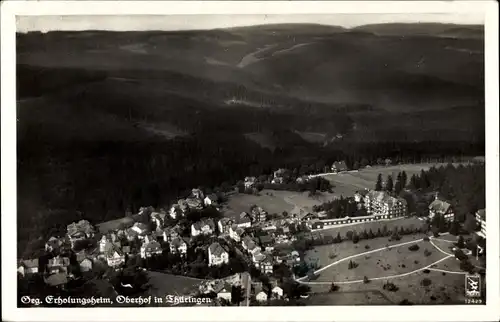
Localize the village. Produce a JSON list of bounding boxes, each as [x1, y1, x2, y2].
[[17, 159, 487, 306]]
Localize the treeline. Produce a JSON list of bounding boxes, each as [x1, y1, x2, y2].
[[312, 197, 368, 219], [408, 163, 485, 222]]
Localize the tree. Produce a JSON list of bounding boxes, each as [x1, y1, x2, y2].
[[457, 235, 465, 249], [375, 174, 383, 191], [363, 276, 370, 284], [352, 233, 360, 244], [464, 214, 479, 233], [346, 231, 354, 241], [329, 282, 339, 292], [231, 286, 244, 305], [401, 171, 408, 188], [448, 221, 460, 235], [386, 175, 394, 193]]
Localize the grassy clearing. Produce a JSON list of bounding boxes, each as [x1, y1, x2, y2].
[[323, 163, 450, 194], [223, 190, 294, 218], [305, 233, 427, 271], [315, 240, 447, 282], [306, 290, 393, 305], [146, 272, 202, 298], [316, 217, 424, 238], [333, 270, 467, 305]]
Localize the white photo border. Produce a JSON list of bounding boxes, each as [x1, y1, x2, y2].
[[2, 1, 499, 321]]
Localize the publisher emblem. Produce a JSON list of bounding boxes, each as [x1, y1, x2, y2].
[[465, 274, 481, 298]]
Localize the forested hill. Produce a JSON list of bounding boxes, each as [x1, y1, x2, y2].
[[16, 23, 485, 257]]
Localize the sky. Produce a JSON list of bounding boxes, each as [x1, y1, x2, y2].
[[17, 14, 484, 33]]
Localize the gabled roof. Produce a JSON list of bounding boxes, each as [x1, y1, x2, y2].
[[366, 190, 405, 207], [170, 237, 187, 248], [20, 259, 39, 268], [429, 199, 451, 214], [259, 235, 273, 245], [142, 240, 162, 252], [193, 218, 215, 230], [209, 242, 227, 257], [45, 273, 68, 286], [332, 161, 348, 171]]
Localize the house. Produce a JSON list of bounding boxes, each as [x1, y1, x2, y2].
[[131, 222, 149, 238], [191, 188, 205, 200], [169, 203, 185, 220], [298, 212, 317, 222], [258, 235, 274, 251], [106, 249, 126, 267], [331, 161, 348, 173], [218, 218, 233, 234], [271, 286, 284, 299], [251, 206, 268, 222], [163, 226, 181, 243], [204, 194, 219, 207], [125, 228, 139, 241], [475, 209, 486, 238], [44, 273, 68, 289], [208, 242, 229, 266], [67, 220, 95, 248], [354, 189, 369, 203], [296, 176, 309, 184], [307, 219, 324, 230], [169, 237, 188, 255], [191, 218, 215, 237], [150, 211, 167, 229], [18, 259, 39, 277], [229, 225, 245, 242], [244, 176, 257, 189], [44, 236, 63, 252], [256, 291, 268, 302], [140, 237, 163, 259], [428, 195, 454, 222], [79, 258, 93, 272], [122, 246, 131, 255], [186, 197, 204, 210], [47, 255, 70, 275], [261, 256, 274, 274], [235, 212, 252, 228], [214, 281, 232, 302], [364, 190, 407, 218]]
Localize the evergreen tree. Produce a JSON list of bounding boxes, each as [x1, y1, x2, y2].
[[386, 175, 394, 193], [394, 180, 403, 196], [375, 174, 383, 191], [401, 171, 408, 188]]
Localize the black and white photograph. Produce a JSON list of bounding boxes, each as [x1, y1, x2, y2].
[[1, 1, 499, 321]]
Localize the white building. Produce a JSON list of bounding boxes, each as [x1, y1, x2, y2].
[[428, 196, 454, 222], [208, 242, 229, 266], [475, 209, 486, 238]]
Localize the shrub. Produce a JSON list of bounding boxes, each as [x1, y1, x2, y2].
[[408, 245, 420, 251], [383, 282, 399, 292], [399, 299, 414, 305], [423, 236, 430, 242], [348, 260, 358, 270], [414, 260, 419, 264], [363, 276, 370, 284], [329, 283, 339, 292], [423, 269, 430, 274], [421, 278, 432, 287], [364, 245, 370, 250], [424, 249, 432, 257]]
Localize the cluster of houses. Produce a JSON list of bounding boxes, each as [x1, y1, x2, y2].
[[199, 272, 285, 304]]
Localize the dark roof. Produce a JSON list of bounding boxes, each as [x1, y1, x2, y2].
[[193, 218, 215, 230], [209, 242, 227, 257], [429, 199, 451, 214], [45, 273, 68, 286], [259, 235, 273, 245], [332, 161, 348, 171]]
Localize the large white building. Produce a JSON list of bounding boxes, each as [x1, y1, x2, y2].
[[364, 190, 407, 218], [208, 242, 229, 266]]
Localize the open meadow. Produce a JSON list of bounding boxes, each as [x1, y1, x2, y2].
[[323, 163, 454, 197], [304, 233, 428, 271], [223, 189, 338, 218], [307, 270, 467, 305], [313, 217, 424, 237]]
